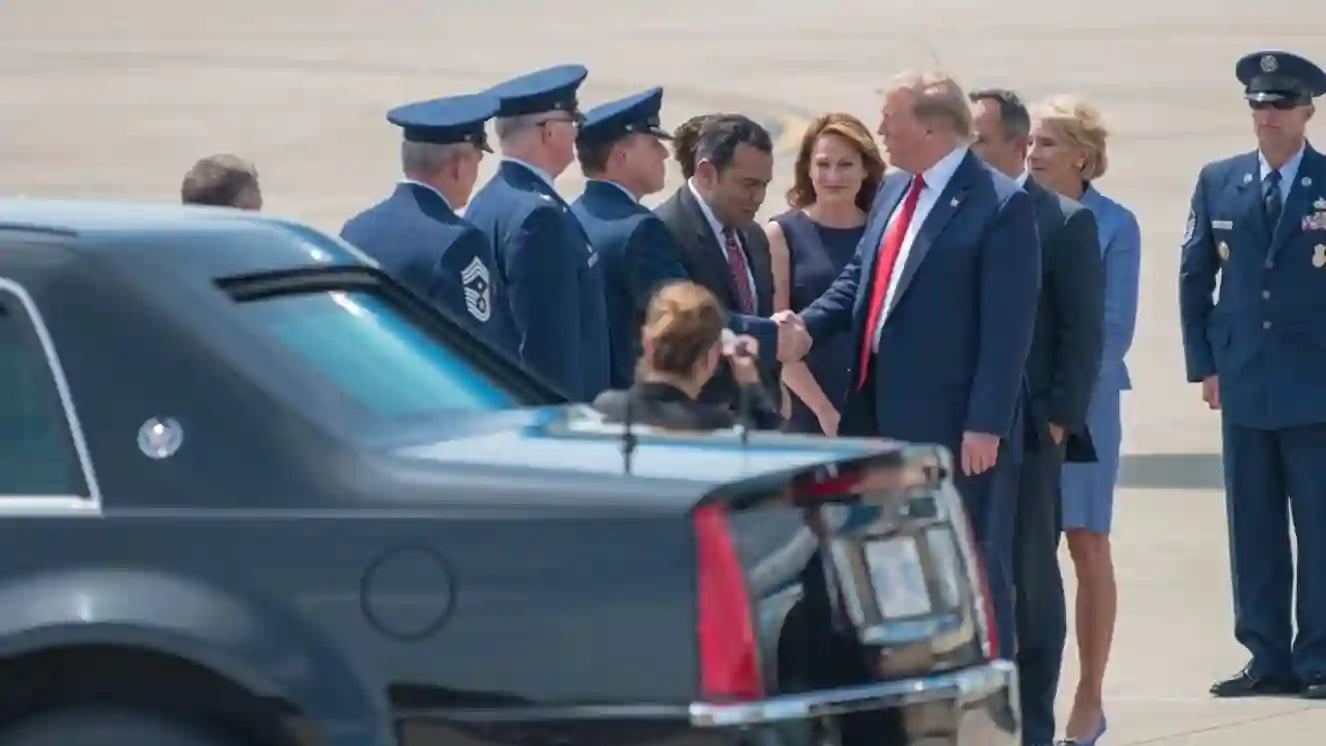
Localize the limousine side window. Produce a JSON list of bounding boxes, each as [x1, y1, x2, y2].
[[0, 287, 86, 496]]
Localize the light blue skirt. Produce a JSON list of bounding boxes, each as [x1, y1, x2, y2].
[[1061, 387, 1123, 534]]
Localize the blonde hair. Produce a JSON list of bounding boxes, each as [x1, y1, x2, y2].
[[637, 281, 727, 379], [1032, 94, 1110, 181], [886, 70, 973, 140]]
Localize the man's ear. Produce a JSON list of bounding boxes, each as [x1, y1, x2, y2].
[[695, 158, 718, 187]]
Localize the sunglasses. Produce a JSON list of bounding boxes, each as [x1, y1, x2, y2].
[[1249, 99, 1304, 111]]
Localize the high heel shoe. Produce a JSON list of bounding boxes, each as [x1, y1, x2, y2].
[[1055, 714, 1107, 745]]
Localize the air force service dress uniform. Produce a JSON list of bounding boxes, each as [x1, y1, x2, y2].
[[464, 65, 612, 402], [571, 87, 688, 389], [339, 94, 516, 354], [1179, 50, 1326, 699]]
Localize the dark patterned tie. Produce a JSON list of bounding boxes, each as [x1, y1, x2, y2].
[[723, 228, 755, 314], [1264, 169, 1283, 234]]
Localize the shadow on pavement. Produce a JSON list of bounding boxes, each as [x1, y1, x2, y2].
[[1118, 453, 1224, 490]]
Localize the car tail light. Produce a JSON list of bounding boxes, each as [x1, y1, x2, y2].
[[693, 503, 763, 701]]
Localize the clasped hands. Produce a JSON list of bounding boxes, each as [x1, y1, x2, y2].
[[771, 310, 812, 362]]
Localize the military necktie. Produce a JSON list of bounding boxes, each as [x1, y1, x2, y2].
[[1264, 169, 1283, 234]]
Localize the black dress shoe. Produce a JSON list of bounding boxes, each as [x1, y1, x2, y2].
[[1301, 676, 1326, 699], [1210, 667, 1300, 697]]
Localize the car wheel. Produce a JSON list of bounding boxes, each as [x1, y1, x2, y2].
[[0, 704, 247, 746]]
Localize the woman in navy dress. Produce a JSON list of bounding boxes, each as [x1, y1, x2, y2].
[[1028, 95, 1141, 746], [763, 113, 885, 435]]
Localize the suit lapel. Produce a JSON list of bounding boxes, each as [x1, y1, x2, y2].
[[885, 151, 978, 317], [677, 186, 741, 304], [1271, 144, 1324, 258], [855, 177, 907, 315]]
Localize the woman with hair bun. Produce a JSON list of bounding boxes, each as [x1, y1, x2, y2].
[[592, 280, 781, 430]]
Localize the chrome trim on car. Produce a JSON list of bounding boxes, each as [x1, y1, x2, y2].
[[688, 659, 1016, 728]]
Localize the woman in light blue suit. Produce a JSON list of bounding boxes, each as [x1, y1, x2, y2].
[[1028, 95, 1141, 746]]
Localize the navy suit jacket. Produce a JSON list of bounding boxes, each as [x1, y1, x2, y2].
[[464, 160, 611, 402], [1180, 142, 1326, 429], [572, 179, 692, 389], [800, 149, 1041, 454], [339, 182, 517, 354]]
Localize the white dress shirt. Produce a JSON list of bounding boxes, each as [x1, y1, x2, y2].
[[686, 177, 757, 303], [399, 178, 453, 211], [872, 145, 970, 351]]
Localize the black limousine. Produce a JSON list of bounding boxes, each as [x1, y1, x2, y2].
[[0, 199, 1017, 746]]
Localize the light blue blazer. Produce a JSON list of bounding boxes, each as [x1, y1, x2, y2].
[[1081, 185, 1141, 393]]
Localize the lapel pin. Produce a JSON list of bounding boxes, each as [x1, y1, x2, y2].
[[1243, 173, 1253, 184], [950, 197, 961, 207], [1303, 176, 1314, 187]]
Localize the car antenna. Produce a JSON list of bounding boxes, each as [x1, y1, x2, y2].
[[621, 377, 638, 474]]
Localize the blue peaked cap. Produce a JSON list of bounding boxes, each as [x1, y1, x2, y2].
[[1237, 50, 1326, 103], [576, 87, 673, 147], [486, 64, 588, 119], [387, 92, 498, 152]]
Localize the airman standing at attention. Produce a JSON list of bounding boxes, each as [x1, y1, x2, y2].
[[340, 93, 515, 354], [464, 64, 611, 402], [571, 87, 688, 389], [1180, 49, 1326, 701]]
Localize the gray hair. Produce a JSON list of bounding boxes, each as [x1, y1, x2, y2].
[[886, 70, 973, 140], [494, 113, 548, 149], [400, 140, 472, 177]]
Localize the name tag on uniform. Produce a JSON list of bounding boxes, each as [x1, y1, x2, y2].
[[1211, 220, 1233, 230]]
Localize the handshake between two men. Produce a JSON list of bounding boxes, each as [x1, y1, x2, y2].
[[772, 310, 812, 363]]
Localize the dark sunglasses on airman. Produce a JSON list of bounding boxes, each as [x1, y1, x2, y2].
[[1250, 99, 1304, 111]]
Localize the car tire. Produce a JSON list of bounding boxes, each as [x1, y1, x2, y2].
[[0, 704, 247, 746]]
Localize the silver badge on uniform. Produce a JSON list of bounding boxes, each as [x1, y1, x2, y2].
[[1261, 54, 1279, 73], [1217, 241, 1231, 261], [461, 256, 492, 322], [1314, 244, 1326, 269]]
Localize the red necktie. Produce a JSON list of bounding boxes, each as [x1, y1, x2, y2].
[[723, 228, 756, 314], [855, 175, 926, 389]]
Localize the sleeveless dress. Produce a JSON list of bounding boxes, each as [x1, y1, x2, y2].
[[771, 210, 865, 434]]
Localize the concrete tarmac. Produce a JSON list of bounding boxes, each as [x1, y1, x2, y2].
[[4, 1, 1326, 741]]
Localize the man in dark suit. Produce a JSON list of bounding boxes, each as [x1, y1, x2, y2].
[[570, 87, 682, 389], [654, 114, 809, 408], [465, 64, 611, 402], [792, 71, 1041, 659], [970, 88, 1105, 746], [340, 93, 517, 355], [1181, 49, 1326, 700]]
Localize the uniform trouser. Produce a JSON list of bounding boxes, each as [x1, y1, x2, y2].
[[1013, 439, 1067, 745], [1224, 420, 1326, 681]]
